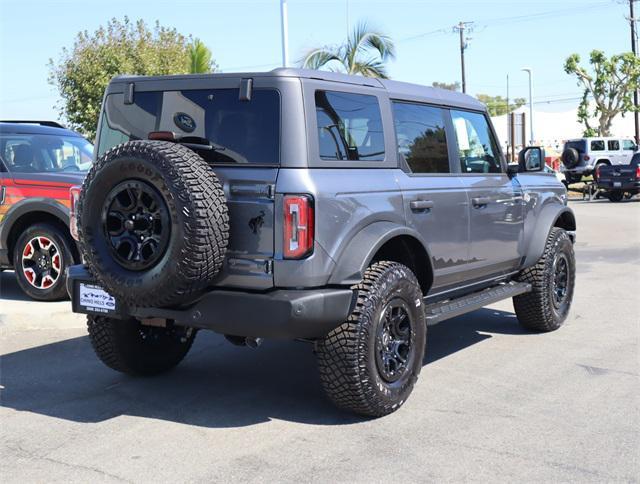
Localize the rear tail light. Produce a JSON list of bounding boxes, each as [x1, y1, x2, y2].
[[69, 185, 81, 241], [584, 155, 590, 161], [596, 165, 601, 180], [636, 165, 640, 179], [283, 195, 314, 259]]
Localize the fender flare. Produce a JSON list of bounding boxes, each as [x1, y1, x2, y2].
[[522, 205, 576, 268], [327, 221, 434, 286], [0, 198, 70, 251]]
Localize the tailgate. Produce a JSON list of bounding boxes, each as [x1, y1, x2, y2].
[[212, 167, 277, 289], [598, 166, 636, 186]]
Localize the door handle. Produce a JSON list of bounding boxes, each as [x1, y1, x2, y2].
[[410, 199, 434, 212], [472, 197, 491, 208]]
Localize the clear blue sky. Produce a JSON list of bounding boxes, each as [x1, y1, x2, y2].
[[0, 0, 631, 121]]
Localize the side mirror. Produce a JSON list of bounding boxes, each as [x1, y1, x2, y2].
[[518, 146, 545, 172]]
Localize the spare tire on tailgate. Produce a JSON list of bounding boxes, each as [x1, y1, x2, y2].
[[78, 140, 229, 307], [561, 147, 580, 168]]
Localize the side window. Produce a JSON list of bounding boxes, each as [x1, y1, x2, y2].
[[591, 140, 605, 151], [450, 110, 502, 174], [392, 101, 450, 173], [315, 90, 385, 161], [622, 139, 637, 151], [608, 140, 620, 151]]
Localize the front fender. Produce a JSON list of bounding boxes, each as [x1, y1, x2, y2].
[[522, 204, 576, 268], [328, 221, 433, 286]]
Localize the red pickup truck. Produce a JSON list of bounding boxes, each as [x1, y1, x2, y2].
[[596, 154, 640, 202]]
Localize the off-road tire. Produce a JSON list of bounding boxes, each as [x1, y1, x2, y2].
[[608, 191, 624, 203], [78, 141, 229, 307], [13, 223, 76, 301], [514, 228, 575, 332], [561, 148, 580, 169], [316, 261, 426, 417], [87, 315, 196, 376]]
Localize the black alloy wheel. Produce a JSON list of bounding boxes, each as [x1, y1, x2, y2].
[[102, 180, 170, 271]]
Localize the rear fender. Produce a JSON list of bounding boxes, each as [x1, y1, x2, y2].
[[328, 221, 434, 286]]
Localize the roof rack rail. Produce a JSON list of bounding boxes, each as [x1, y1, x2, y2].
[[0, 120, 66, 129]]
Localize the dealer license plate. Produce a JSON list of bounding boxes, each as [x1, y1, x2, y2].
[[78, 283, 116, 314]]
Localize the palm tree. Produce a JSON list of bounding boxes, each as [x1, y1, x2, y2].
[[300, 22, 395, 78], [189, 38, 213, 74]]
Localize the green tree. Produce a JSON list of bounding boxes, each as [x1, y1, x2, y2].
[[564, 50, 640, 137], [48, 17, 216, 139], [189, 38, 216, 74], [300, 22, 395, 78], [476, 94, 526, 116], [432, 81, 460, 91]]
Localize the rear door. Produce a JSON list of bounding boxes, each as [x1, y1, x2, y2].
[[392, 101, 470, 291], [607, 139, 623, 165], [97, 77, 282, 289], [451, 109, 524, 280]]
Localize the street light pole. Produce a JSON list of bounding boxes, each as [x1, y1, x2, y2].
[[630, 0, 639, 143], [280, 0, 290, 68], [522, 68, 534, 145]]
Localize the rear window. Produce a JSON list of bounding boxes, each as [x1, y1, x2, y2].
[[564, 140, 586, 152], [590, 140, 605, 151], [315, 90, 385, 161], [98, 89, 280, 165]]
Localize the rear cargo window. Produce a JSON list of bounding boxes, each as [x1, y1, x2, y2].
[[590, 140, 605, 151], [315, 90, 385, 161], [98, 89, 280, 165]]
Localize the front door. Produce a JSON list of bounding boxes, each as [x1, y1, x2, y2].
[[450, 109, 523, 280], [392, 101, 470, 292]]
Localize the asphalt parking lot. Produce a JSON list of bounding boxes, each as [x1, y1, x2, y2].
[[1, 199, 638, 483]]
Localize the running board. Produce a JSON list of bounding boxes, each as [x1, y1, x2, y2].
[[424, 281, 531, 326]]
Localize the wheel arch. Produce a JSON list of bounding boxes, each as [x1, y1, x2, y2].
[[1, 199, 75, 265], [328, 222, 434, 294], [522, 206, 576, 268]]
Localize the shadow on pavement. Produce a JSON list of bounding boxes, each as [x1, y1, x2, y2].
[[0, 271, 31, 302], [0, 307, 523, 427]]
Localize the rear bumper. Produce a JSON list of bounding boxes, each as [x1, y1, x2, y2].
[[596, 180, 640, 191], [66, 265, 355, 339]]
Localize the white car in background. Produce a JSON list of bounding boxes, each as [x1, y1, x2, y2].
[[561, 137, 638, 184]]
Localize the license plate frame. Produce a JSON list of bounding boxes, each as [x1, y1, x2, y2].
[[75, 282, 117, 315], [613, 181, 622, 188]]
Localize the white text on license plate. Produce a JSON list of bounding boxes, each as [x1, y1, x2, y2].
[[79, 283, 116, 313]]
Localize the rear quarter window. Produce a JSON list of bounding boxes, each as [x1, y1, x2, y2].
[[590, 140, 605, 151], [315, 90, 385, 161]]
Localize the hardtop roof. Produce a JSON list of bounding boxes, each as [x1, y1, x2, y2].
[[110, 68, 486, 112], [0, 122, 83, 137]]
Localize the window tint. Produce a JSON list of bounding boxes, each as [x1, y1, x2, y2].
[[622, 139, 637, 151], [392, 102, 450, 173], [315, 90, 385, 161], [608, 140, 620, 151], [450, 110, 502, 173], [590, 140, 605, 151], [99, 89, 280, 165], [0, 134, 93, 173]]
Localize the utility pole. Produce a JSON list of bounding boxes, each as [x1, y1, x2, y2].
[[454, 22, 473, 93], [506, 74, 511, 160], [522, 68, 535, 145], [280, 0, 290, 68], [630, 0, 639, 143]]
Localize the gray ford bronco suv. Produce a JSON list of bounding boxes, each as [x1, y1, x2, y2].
[[67, 68, 576, 417]]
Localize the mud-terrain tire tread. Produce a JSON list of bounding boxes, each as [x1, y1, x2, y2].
[[87, 315, 196, 375], [316, 261, 426, 417], [78, 141, 229, 307], [514, 228, 575, 332]]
